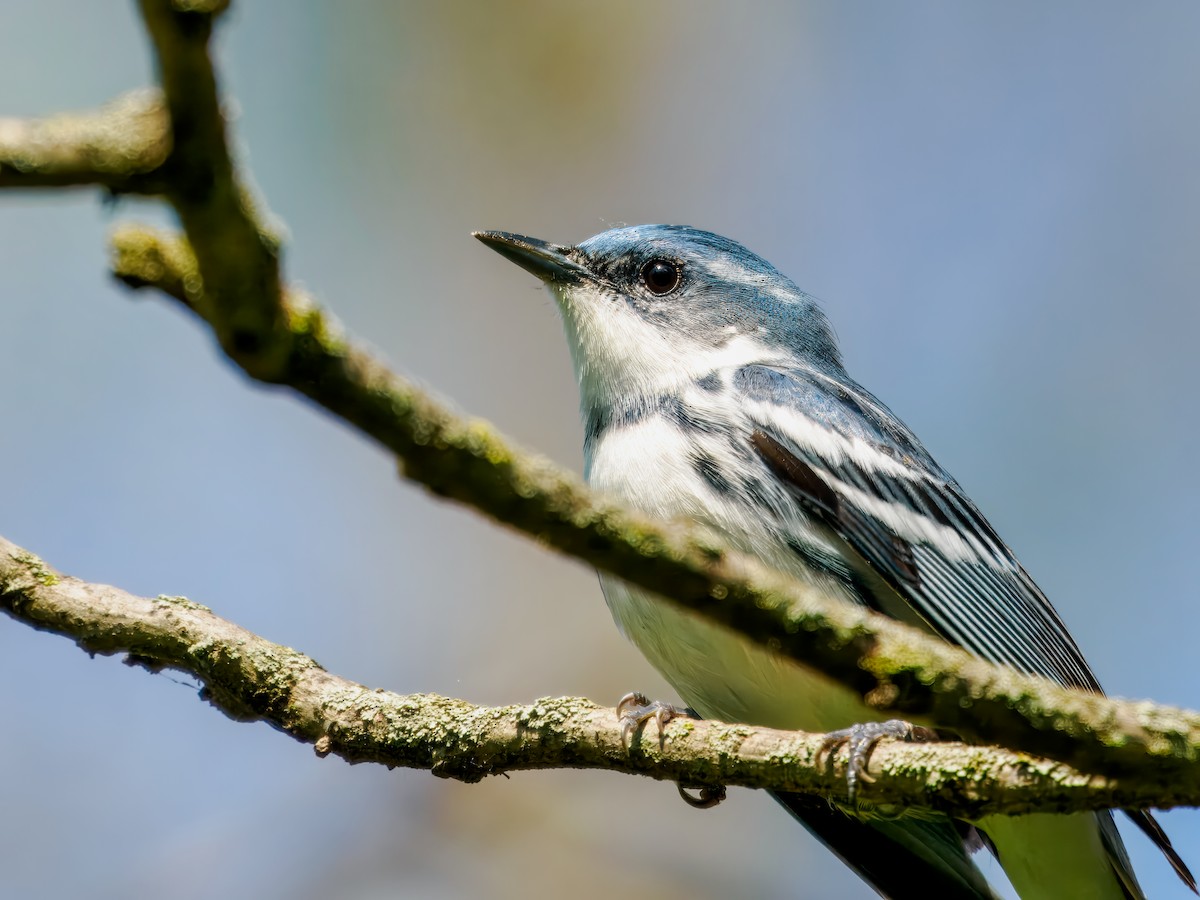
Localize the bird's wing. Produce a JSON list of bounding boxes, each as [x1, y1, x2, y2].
[[735, 362, 1100, 691], [738, 362, 1198, 892]]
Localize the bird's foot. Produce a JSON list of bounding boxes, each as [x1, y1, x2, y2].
[[616, 693, 724, 809], [616, 691, 694, 744], [821, 719, 936, 803]]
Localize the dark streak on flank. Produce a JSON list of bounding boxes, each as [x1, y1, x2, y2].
[[584, 394, 675, 454], [783, 537, 884, 614], [667, 396, 729, 436], [691, 452, 734, 496], [741, 476, 780, 521]]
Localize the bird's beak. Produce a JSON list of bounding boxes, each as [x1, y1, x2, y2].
[[473, 230, 589, 284]]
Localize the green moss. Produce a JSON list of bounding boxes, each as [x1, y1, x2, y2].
[[13, 551, 59, 586], [287, 304, 346, 355], [171, 0, 230, 15], [155, 593, 210, 612]]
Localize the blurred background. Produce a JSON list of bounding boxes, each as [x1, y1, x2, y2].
[[2, 2, 1198, 898]]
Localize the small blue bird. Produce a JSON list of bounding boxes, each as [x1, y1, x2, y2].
[[475, 224, 1194, 899]]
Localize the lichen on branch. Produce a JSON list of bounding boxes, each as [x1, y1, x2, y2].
[[1, 534, 1191, 817]]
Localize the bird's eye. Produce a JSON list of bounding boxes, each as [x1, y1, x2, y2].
[[640, 258, 682, 296]]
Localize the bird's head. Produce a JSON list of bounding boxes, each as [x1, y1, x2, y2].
[[475, 224, 841, 411]]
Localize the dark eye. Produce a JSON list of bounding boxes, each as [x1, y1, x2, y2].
[[640, 258, 682, 295]]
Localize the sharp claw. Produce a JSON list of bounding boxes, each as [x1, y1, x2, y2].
[[616, 693, 723, 810], [820, 719, 929, 803], [615, 691, 689, 744], [616, 691, 648, 721], [678, 783, 727, 809]]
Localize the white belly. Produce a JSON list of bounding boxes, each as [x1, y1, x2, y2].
[[600, 575, 876, 730]]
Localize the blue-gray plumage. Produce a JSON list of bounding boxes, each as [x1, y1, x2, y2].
[[474, 224, 1194, 900]]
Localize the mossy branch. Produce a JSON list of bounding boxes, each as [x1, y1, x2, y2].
[[0, 90, 170, 192], [136, 0, 290, 379], [1, 533, 1192, 817]]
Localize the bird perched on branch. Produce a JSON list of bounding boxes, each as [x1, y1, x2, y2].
[[475, 224, 1193, 899]]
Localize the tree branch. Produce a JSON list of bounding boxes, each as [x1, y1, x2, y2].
[[1, 533, 1190, 817], [137, 0, 289, 379], [0, 90, 169, 192]]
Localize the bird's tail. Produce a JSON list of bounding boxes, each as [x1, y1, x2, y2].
[[772, 791, 1000, 899], [977, 810, 1160, 900]]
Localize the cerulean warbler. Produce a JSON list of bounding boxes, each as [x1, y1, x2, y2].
[[475, 225, 1193, 900]]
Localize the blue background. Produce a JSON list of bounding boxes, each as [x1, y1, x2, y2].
[[2, 3, 1197, 897]]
